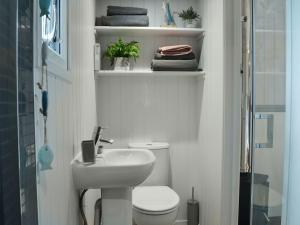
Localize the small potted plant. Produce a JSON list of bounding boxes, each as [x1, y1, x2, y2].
[[178, 7, 200, 28], [104, 38, 140, 71]]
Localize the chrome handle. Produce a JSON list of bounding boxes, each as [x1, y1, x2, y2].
[[100, 139, 114, 144], [263, 212, 271, 223], [255, 114, 274, 149]]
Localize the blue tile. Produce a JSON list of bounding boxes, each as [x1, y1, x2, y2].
[[0, 0, 37, 224]]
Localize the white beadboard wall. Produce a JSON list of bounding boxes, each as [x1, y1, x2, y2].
[[96, 73, 204, 223], [35, 74, 76, 225], [193, 0, 225, 225], [96, 0, 203, 223], [222, 0, 241, 224], [95, 1, 237, 225], [35, 0, 98, 225], [226, 0, 243, 224], [35, 0, 239, 224]]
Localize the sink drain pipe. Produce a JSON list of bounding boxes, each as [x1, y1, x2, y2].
[[94, 198, 102, 225], [79, 189, 102, 225], [79, 189, 88, 225]]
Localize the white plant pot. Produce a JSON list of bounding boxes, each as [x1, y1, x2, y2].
[[114, 57, 131, 71], [183, 20, 198, 28]]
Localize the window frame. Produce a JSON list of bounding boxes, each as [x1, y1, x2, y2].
[[34, 0, 70, 78]]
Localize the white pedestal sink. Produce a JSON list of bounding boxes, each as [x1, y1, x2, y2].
[[71, 149, 155, 225]]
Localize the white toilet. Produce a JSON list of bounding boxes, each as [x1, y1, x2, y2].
[[128, 142, 180, 225]]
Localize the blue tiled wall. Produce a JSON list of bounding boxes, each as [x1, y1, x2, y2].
[[0, 0, 37, 224], [0, 0, 21, 224], [18, 0, 38, 225]]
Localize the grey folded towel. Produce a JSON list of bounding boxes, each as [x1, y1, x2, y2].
[[151, 59, 198, 71], [154, 52, 196, 60], [107, 6, 147, 16], [100, 16, 149, 27]]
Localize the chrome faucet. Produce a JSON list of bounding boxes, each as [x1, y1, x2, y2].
[[99, 138, 114, 144], [95, 127, 114, 154]]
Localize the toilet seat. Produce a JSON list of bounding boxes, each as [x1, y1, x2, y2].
[[133, 186, 180, 215]]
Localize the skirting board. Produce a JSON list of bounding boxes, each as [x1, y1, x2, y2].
[[175, 220, 188, 225]]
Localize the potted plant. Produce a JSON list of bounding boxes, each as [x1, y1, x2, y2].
[[178, 7, 200, 28], [104, 38, 140, 71]]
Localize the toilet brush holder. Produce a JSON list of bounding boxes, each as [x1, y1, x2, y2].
[[187, 187, 199, 225]]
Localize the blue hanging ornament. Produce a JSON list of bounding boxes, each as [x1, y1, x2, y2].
[[37, 40, 53, 171], [39, 0, 51, 18], [38, 144, 54, 171], [38, 115, 54, 171], [41, 90, 48, 117]]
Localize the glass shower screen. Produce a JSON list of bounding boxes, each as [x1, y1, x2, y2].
[[252, 0, 286, 225], [239, 0, 286, 225]]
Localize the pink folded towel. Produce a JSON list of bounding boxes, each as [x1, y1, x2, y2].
[[158, 45, 193, 56]]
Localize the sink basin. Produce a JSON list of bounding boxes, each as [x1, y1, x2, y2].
[[71, 149, 155, 189]]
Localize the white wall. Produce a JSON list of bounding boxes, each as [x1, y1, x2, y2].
[[95, 0, 238, 225], [194, 0, 225, 224], [35, 70, 77, 225], [96, 0, 203, 223], [35, 0, 97, 225], [96, 76, 203, 223], [222, 0, 241, 224]]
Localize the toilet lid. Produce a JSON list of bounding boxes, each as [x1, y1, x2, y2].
[[133, 186, 180, 212]]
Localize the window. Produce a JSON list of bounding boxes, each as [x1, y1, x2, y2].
[[38, 0, 68, 73], [41, 0, 61, 55]]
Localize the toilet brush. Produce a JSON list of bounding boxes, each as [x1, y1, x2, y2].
[[187, 187, 199, 225]]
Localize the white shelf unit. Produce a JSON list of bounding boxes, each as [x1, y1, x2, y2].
[[95, 26, 205, 38], [95, 26, 205, 75], [95, 70, 205, 77]]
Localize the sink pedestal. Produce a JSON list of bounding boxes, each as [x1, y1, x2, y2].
[[102, 187, 132, 225], [71, 149, 155, 225]]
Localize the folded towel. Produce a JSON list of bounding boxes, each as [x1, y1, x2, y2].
[[154, 52, 196, 60], [100, 16, 149, 27], [158, 45, 193, 56], [107, 6, 148, 16], [151, 59, 198, 71]]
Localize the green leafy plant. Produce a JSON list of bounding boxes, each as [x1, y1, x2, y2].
[[178, 7, 200, 21], [104, 38, 140, 65]]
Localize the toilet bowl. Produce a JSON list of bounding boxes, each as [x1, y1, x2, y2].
[[128, 142, 180, 225], [133, 186, 180, 225]]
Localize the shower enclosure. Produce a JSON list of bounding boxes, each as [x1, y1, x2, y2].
[[239, 0, 286, 225]]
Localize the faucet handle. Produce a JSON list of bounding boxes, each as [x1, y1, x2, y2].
[[94, 126, 109, 144], [100, 139, 114, 144]]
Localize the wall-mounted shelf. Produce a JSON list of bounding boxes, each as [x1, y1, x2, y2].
[[95, 26, 205, 38], [95, 70, 205, 77]]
